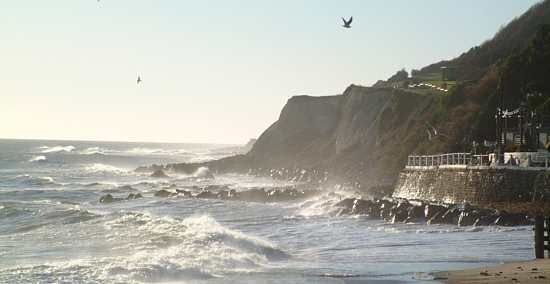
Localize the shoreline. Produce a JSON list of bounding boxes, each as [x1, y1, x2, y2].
[[432, 259, 549, 283]]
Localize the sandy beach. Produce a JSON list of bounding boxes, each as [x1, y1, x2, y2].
[[433, 259, 550, 283]]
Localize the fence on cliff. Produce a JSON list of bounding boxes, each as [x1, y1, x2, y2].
[[407, 152, 550, 168]]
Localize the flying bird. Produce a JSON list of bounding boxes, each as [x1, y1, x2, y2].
[[342, 17, 353, 28], [137, 76, 142, 84]]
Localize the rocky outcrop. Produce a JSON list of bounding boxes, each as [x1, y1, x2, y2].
[[100, 187, 320, 204], [140, 86, 435, 196], [150, 169, 169, 178], [335, 198, 533, 227], [99, 193, 143, 203]]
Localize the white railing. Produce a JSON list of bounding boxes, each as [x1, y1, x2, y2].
[[407, 152, 549, 168]]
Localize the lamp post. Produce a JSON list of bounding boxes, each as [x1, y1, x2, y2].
[[495, 108, 503, 165]]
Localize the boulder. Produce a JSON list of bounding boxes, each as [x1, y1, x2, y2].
[[154, 189, 176, 197], [473, 209, 499, 226], [351, 199, 376, 215], [99, 194, 123, 203], [150, 169, 169, 178], [391, 201, 411, 223], [378, 200, 396, 221], [195, 190, 217, 199], [176, 189, 193, 197], [127, 193, 143, 200], [405, 204, 426, 223], [424, 204, 447, 220], [494, 212, 533, 226], [458, 210, 479, 227], [100, 194, 114, 203]]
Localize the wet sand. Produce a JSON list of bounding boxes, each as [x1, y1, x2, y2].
[[433, 259, 550, 283]]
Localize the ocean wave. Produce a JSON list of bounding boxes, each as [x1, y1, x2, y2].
[[39, 145, 75, 153], [14, 206, 100, 234], [77, 147, 107, 155], [104, 214, 286, 275], [12, 174, 57, 186], [29, 155, 47, 162], [0, 214, 286, 283], [82, 163, 130, 175], [126, 147, 189, 156]]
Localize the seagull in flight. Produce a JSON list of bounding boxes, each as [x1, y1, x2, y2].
[[137, 75, 142, 84], [342, 17, 353, 28]]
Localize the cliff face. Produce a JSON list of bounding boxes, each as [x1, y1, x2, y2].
[[244, 85, 435, 192], [159, 1, 550, 197]]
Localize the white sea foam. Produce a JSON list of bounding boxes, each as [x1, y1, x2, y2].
[[0, 214, 284, 283], [29, 155, 47, 162], [103, 214, 285, 280], [83, 163, 129, 175], [40, 145, 75, 153]]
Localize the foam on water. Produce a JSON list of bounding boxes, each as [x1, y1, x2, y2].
[[82, 163, 131, 175], [29, 155, 47, 162], [39, 145, 75, 153], [0, 214, 286, 283]]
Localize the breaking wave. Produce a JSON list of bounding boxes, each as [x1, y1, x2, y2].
[[126, 147, 189, 156], [81, 163, 131, 176], [29, 155, 47, 162], [293, 190, 360, 217], [78, 147, 107, 155], [39, 145, 75, 153], [0, 214, 286, 283], [12, 174, 57, 186]]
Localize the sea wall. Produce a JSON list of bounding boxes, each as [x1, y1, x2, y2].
[[392, 166, 550, 215]]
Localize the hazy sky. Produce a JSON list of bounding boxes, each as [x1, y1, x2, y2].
[[0, 0, 540, 144]]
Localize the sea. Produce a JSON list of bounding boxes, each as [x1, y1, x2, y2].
[[0, 139, 534, 283]]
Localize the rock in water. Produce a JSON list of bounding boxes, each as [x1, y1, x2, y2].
[[127, 193, 143, 200], [176, 189, 193, 197], [100, 194, 114, 203], [458, 210, 479, 227], [150, 169, 169, 178], [494, 212, 533, 226], [154, 189, 176, 197], [99, 194, 123, 203], [424, 204, 447, 220], [405, 204, 425, 223], [195, 190, 217, 199]]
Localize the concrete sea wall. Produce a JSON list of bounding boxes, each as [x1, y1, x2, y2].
[[392, 166, 550, 215]]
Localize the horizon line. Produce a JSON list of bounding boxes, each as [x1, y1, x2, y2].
[[0, 137, 243, 146]]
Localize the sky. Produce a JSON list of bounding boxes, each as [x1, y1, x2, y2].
[[0, 0, 541, 144]]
